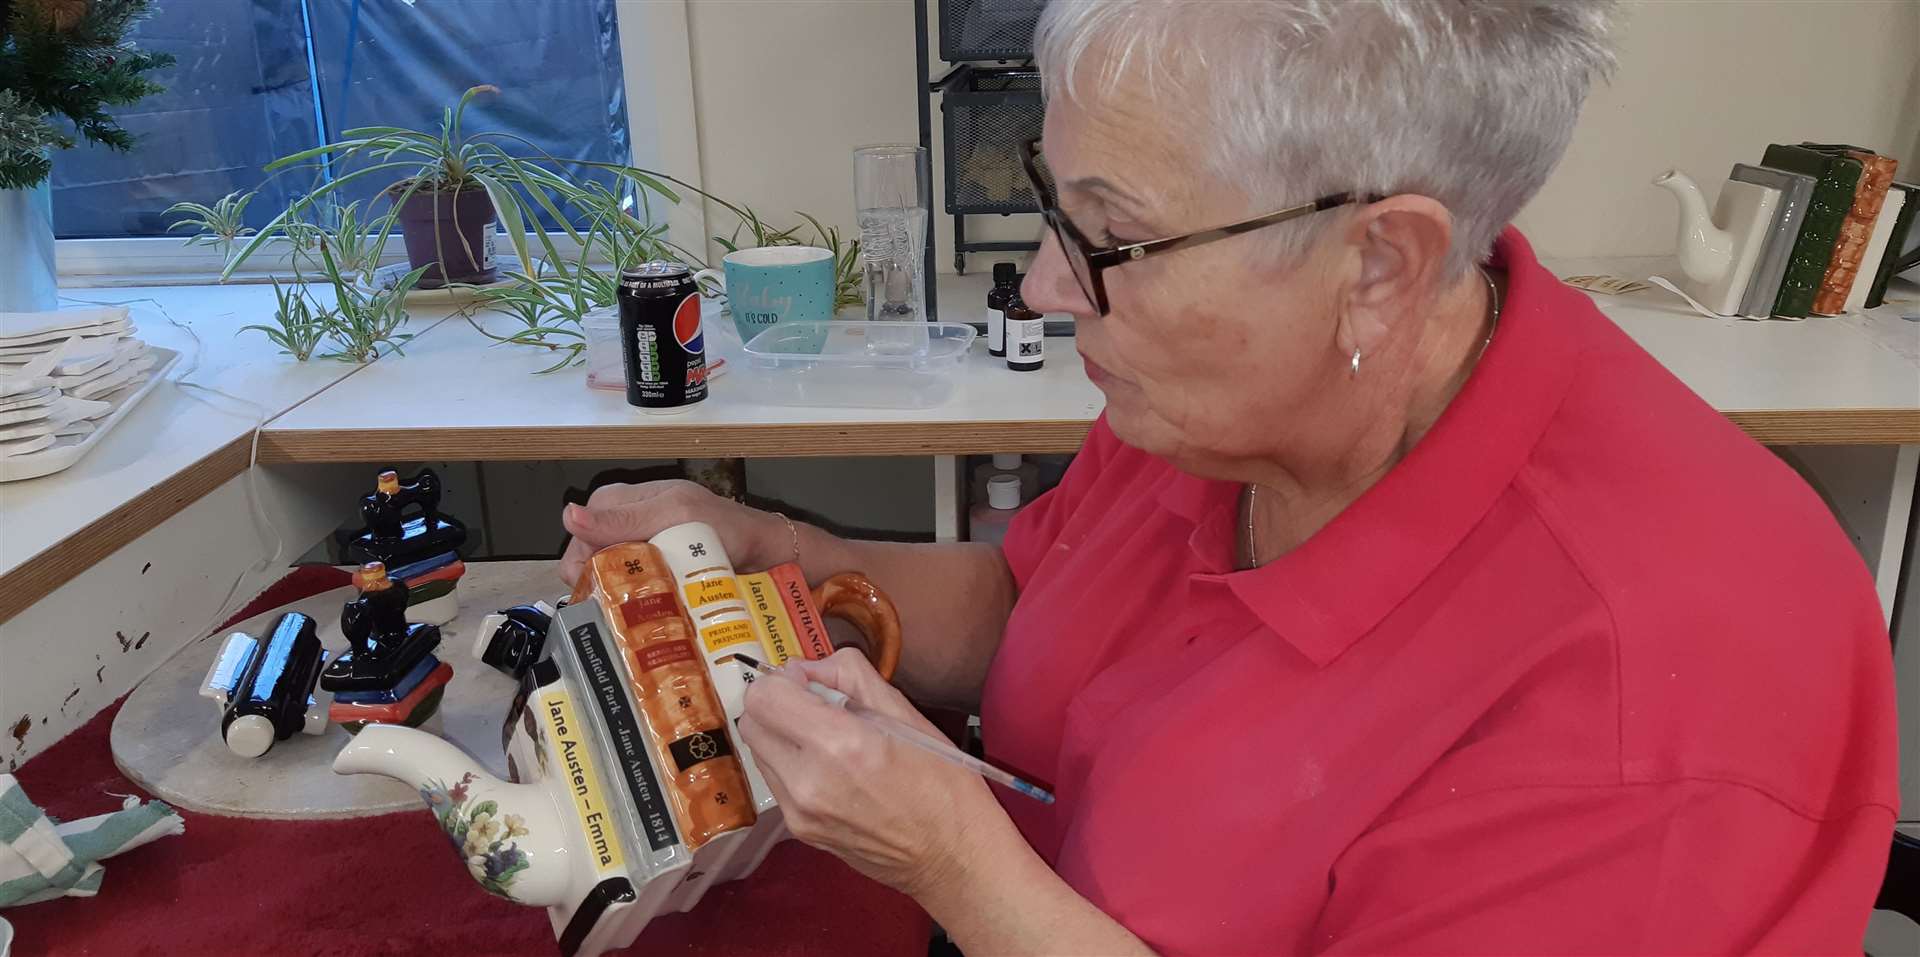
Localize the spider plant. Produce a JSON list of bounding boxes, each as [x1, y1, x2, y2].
[[561, 178, 688, 273], [164, 190, 256, 265], [463, 270, 596, 373], [314, 200, 390, 287], [239, 277, 330, 361], [221, 85, 681, 285], [795, 212, 864, 310], [314, 239, 428, 363]]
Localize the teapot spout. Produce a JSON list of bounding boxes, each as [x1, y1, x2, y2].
[[1652, 169, 1734, 285], [334, 724, 572, 907]]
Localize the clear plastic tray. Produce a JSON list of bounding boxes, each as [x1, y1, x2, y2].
[[740, 321, 976, 409]]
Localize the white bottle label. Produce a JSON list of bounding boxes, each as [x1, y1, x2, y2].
[[1009, 318, 1044, 364], [988, 307, 1005, 352]]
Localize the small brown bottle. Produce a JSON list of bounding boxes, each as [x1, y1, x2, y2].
[[986, 262, 1019, 357], [1004, 291, 1044, 372]]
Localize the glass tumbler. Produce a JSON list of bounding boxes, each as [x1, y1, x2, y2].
[[853, 145, 930, 323]]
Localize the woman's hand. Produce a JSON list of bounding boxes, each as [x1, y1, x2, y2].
[[558, 480, 791, 586], [738, 648, 1007, 899]]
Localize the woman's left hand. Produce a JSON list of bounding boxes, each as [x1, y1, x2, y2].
[[738, 648, 1007, 899]]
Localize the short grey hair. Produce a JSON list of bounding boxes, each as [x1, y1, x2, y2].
[[1034, 0, 1620, 278]]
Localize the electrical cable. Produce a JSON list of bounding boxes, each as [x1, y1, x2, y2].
[[58, 293, 285, 644]]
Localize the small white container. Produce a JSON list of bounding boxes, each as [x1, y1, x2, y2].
[[969, 473, 1025, 547], [582, 306, 624, 392], [740, 321, 976, 409]]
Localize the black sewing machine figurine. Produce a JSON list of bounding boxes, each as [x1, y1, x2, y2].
[[200, 612, 331, 758], [349, 468, 468, 566], [348, 468, 469, 626], [322, 562, 453, 733]]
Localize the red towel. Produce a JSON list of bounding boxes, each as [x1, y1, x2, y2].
[[8, 565, 930, 957]]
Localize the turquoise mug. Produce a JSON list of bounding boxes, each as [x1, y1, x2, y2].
[[696, 246, 837, 345]]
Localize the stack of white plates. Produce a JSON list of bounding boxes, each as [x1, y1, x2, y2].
[[0, 306, 157, 464]]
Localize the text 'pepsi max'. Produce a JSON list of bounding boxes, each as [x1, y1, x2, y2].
[[617, 261, 708, 412]]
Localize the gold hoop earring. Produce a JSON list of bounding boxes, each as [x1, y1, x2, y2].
[[1350, 347, 1362, 376]]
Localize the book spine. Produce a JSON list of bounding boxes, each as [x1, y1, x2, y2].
[[1846, 190, 1906, 312], [1866, 184, 1920, 309], [741, 571, 802, 665], [554, 606, 685, 869], [533, 668, 633, 882], [646, 523, 780, 816], [1765, 148, 1859, 318], [588, 544, 758, 850], [1812, 153, 1897, 315], [1730, 169, 1809, 319], [767, 562, 834, 661]]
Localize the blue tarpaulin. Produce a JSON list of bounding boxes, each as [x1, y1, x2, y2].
[[51, 0, 629, 238]]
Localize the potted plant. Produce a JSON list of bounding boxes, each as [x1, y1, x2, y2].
[[225, 85, 647, 290], [0, 0, 172, 312]]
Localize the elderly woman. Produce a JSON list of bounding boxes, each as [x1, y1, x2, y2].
[[562, 1, 1897, 952]]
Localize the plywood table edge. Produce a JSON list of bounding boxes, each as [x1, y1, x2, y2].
[[256, 420, 1100, 462], [1723, 409, 1920, 446], [0, 434, 251, 625]]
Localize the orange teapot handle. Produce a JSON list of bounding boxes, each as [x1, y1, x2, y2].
[[811, 572, 902, 681]]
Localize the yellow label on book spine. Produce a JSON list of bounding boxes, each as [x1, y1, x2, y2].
[[741, 572, 799, 664], [699, 618, 758, 654], [539, 688, 626, 876], [684, 576, 740, 609]]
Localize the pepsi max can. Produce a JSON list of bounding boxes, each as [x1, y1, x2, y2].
[[617, 261, 707, 412]]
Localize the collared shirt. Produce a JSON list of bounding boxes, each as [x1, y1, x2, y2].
[[981, 229, 1897, 954]]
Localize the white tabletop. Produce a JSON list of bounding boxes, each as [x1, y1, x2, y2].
[[258, 305, 1107, 462], [1546, 256, 1920, 443], [6, 260, 1914, 622]]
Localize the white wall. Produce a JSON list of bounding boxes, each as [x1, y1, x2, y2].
[[684, 0, 923, 264], [678, 0, 1920, 274], [1520, 0, 1920, 260]]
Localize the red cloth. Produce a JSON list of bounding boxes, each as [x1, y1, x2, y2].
[[9, 565, 929, 957], [982, 229, 1897, 954]]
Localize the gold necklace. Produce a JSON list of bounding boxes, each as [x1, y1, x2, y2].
[[1241, 266, 1501, 568]]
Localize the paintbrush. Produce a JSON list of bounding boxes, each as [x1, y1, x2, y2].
[[726, 653, 1054, 804]]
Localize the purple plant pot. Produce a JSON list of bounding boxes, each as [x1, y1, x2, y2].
[[393, 186, 498, 288]]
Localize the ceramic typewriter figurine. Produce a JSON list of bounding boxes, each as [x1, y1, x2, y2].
[[348, 468, 468, 625], [322, 562, 453, 733], [199, 612, 331, 758]]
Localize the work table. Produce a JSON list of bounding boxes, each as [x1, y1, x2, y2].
[[3, 264, 1916, 627]]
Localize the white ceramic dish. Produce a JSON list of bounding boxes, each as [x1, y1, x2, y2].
[[0, 347, 180, 483], [740, 321, 976, 409]]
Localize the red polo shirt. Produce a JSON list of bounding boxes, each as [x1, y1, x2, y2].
[[981, 230, 1897, 954]]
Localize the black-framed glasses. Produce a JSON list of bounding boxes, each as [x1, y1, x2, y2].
[[1021, 138, 1379, 316]]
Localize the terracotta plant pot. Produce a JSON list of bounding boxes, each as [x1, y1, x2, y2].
[[392, 185, 498, 288]]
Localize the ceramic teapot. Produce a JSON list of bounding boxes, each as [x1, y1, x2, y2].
[[334, 522, 902, 957], [1652, 168, 1779, 315]]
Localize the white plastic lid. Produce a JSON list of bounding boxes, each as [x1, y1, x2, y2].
[[987, 474, 1023, 510], [225, 715, 276, 758], [992, 453, 1022, 470]]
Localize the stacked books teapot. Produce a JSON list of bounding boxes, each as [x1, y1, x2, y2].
[[332, 522, 903, 957]]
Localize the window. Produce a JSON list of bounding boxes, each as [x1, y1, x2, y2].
[[52, 0, 634, 240]]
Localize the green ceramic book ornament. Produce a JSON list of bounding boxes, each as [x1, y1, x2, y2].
[[1761, 144, 1863, 319]]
